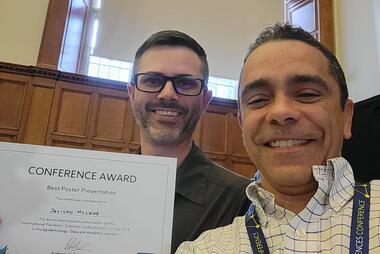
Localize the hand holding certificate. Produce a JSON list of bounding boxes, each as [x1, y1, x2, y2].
[[0, 142, 176, 254]]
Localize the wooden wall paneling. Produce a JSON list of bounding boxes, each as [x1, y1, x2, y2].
[[199, 105, 229, 155], [125, 101, 140, 153], [90, 87, 130, 153], [228, 113, 247, 157], [0, 73, 30, 142], [192, 117, 202, 146], [225, 112, 256, 178], [231, 156, 256, 178], [46, 81, 92, 148], [46, 78, 133, 152], [84, 91, 99, 149], [205, 152, 227, 168], [22, 77, 55, 145], [0, 130, 16, 143], [56, 87, 91, 136], [93, 95, 126, 140]]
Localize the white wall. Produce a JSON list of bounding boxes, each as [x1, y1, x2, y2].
[[0, 0, 49, 66], [94, 0, 284, 80], [334, 0, 380, 102]]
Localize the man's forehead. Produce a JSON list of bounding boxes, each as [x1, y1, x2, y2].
[[137, 46, 202, 75], [241, 41, 330, 84]]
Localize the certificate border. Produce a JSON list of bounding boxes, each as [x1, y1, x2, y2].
[[0, 141, 176, 253]]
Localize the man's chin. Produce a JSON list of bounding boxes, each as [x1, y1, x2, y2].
[[147, 128, 182, 145]]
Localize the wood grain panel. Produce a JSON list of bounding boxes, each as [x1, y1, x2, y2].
[[200, 112, 228, 154], [206, 152, 227, 168], [37, 0, 71, 69], [56, 89, 91, 136], [92, 144, 124, 153], [94, 95, 127, 140], [319, 0, 334, 51], [0, 131, 17, 142], [129, 118, 141, 147], [228, 113, 247, 157], [23, 78, 55, 144], [0, 78, 27, 129], [231, 160, 256, 178], [51, 139, 86, 149]]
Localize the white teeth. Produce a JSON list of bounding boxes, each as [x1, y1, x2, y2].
[[155, 110, 179, 116], [269, 139, 308, 148]]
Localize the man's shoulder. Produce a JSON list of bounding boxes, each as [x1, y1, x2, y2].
[[206, 161, 251, 190], [187, 143, 251, 190], [370, 179, 380, 194], [176, 215, 246, 253]]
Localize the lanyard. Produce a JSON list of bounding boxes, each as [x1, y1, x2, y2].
[[349, 183, 371, 254], [245, 204, 270, 254], [245, 183, 371, 254]]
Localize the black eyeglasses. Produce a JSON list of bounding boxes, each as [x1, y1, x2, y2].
[[131, 73, 206, 96]]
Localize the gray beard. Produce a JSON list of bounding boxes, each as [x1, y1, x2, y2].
[[134, 110, 200, 145], [146, 124, 182, 145]]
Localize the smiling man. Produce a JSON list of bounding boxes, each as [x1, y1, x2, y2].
[[127, 30, 250, 253], [176, 24, 380, 253]]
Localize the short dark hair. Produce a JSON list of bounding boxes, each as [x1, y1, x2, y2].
[[239, 23, 348, 110], [131, 30, 209, 84]]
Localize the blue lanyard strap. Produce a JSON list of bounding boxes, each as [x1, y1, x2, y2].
[[245, 183, 370, 254], [245, 204, 270, 254], [350, 183, 371, 254]]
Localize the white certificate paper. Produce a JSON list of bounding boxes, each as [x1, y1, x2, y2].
[[0, 141, 177, 254]]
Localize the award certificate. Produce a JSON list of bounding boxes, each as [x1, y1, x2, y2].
[[0, 141, 176, 254]]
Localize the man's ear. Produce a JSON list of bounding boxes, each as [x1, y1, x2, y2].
[[201, 89, 213, 113], [237, 111, 243, 129], [343, 99, 354, 139], [127, 83, 135, 102]]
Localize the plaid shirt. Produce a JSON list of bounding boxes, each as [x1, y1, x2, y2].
[[176, 157, 380, 253]]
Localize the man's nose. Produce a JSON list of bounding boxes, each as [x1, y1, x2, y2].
[[266, 96, 300, 126], [157, 80, 178, 100]]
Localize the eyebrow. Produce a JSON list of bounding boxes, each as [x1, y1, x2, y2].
[[240, 78, 271, 101], [288, 74, 329, 91], [240, 74, 330, 101], [140, 72, 198, 78]]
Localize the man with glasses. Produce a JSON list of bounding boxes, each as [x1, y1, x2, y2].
[[127, 30, 250, 253]]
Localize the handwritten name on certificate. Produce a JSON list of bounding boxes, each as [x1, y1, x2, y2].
[[0, 141, 176, 254]]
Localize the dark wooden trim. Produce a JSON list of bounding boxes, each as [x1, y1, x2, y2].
[[0, 62, 125, 90], [58, 72, 127, 91], [209, 96, 238, 109], [37, 0, 71, 69], [319, 0, 334, 51]]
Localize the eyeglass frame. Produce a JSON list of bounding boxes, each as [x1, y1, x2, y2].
[[130, 72, 207, 96]]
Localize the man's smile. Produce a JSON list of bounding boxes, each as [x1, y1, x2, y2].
[[152, 109, 181, 116], [266, 139, 312, 148]]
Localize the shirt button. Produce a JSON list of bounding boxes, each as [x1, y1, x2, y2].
[[296, 228, 306, 238]]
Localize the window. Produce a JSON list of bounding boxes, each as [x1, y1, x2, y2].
[[86, 55, 238, 99], [208, 76, 238, 100], [82, 0, 238, 100], [88, 56, 132, 82]]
